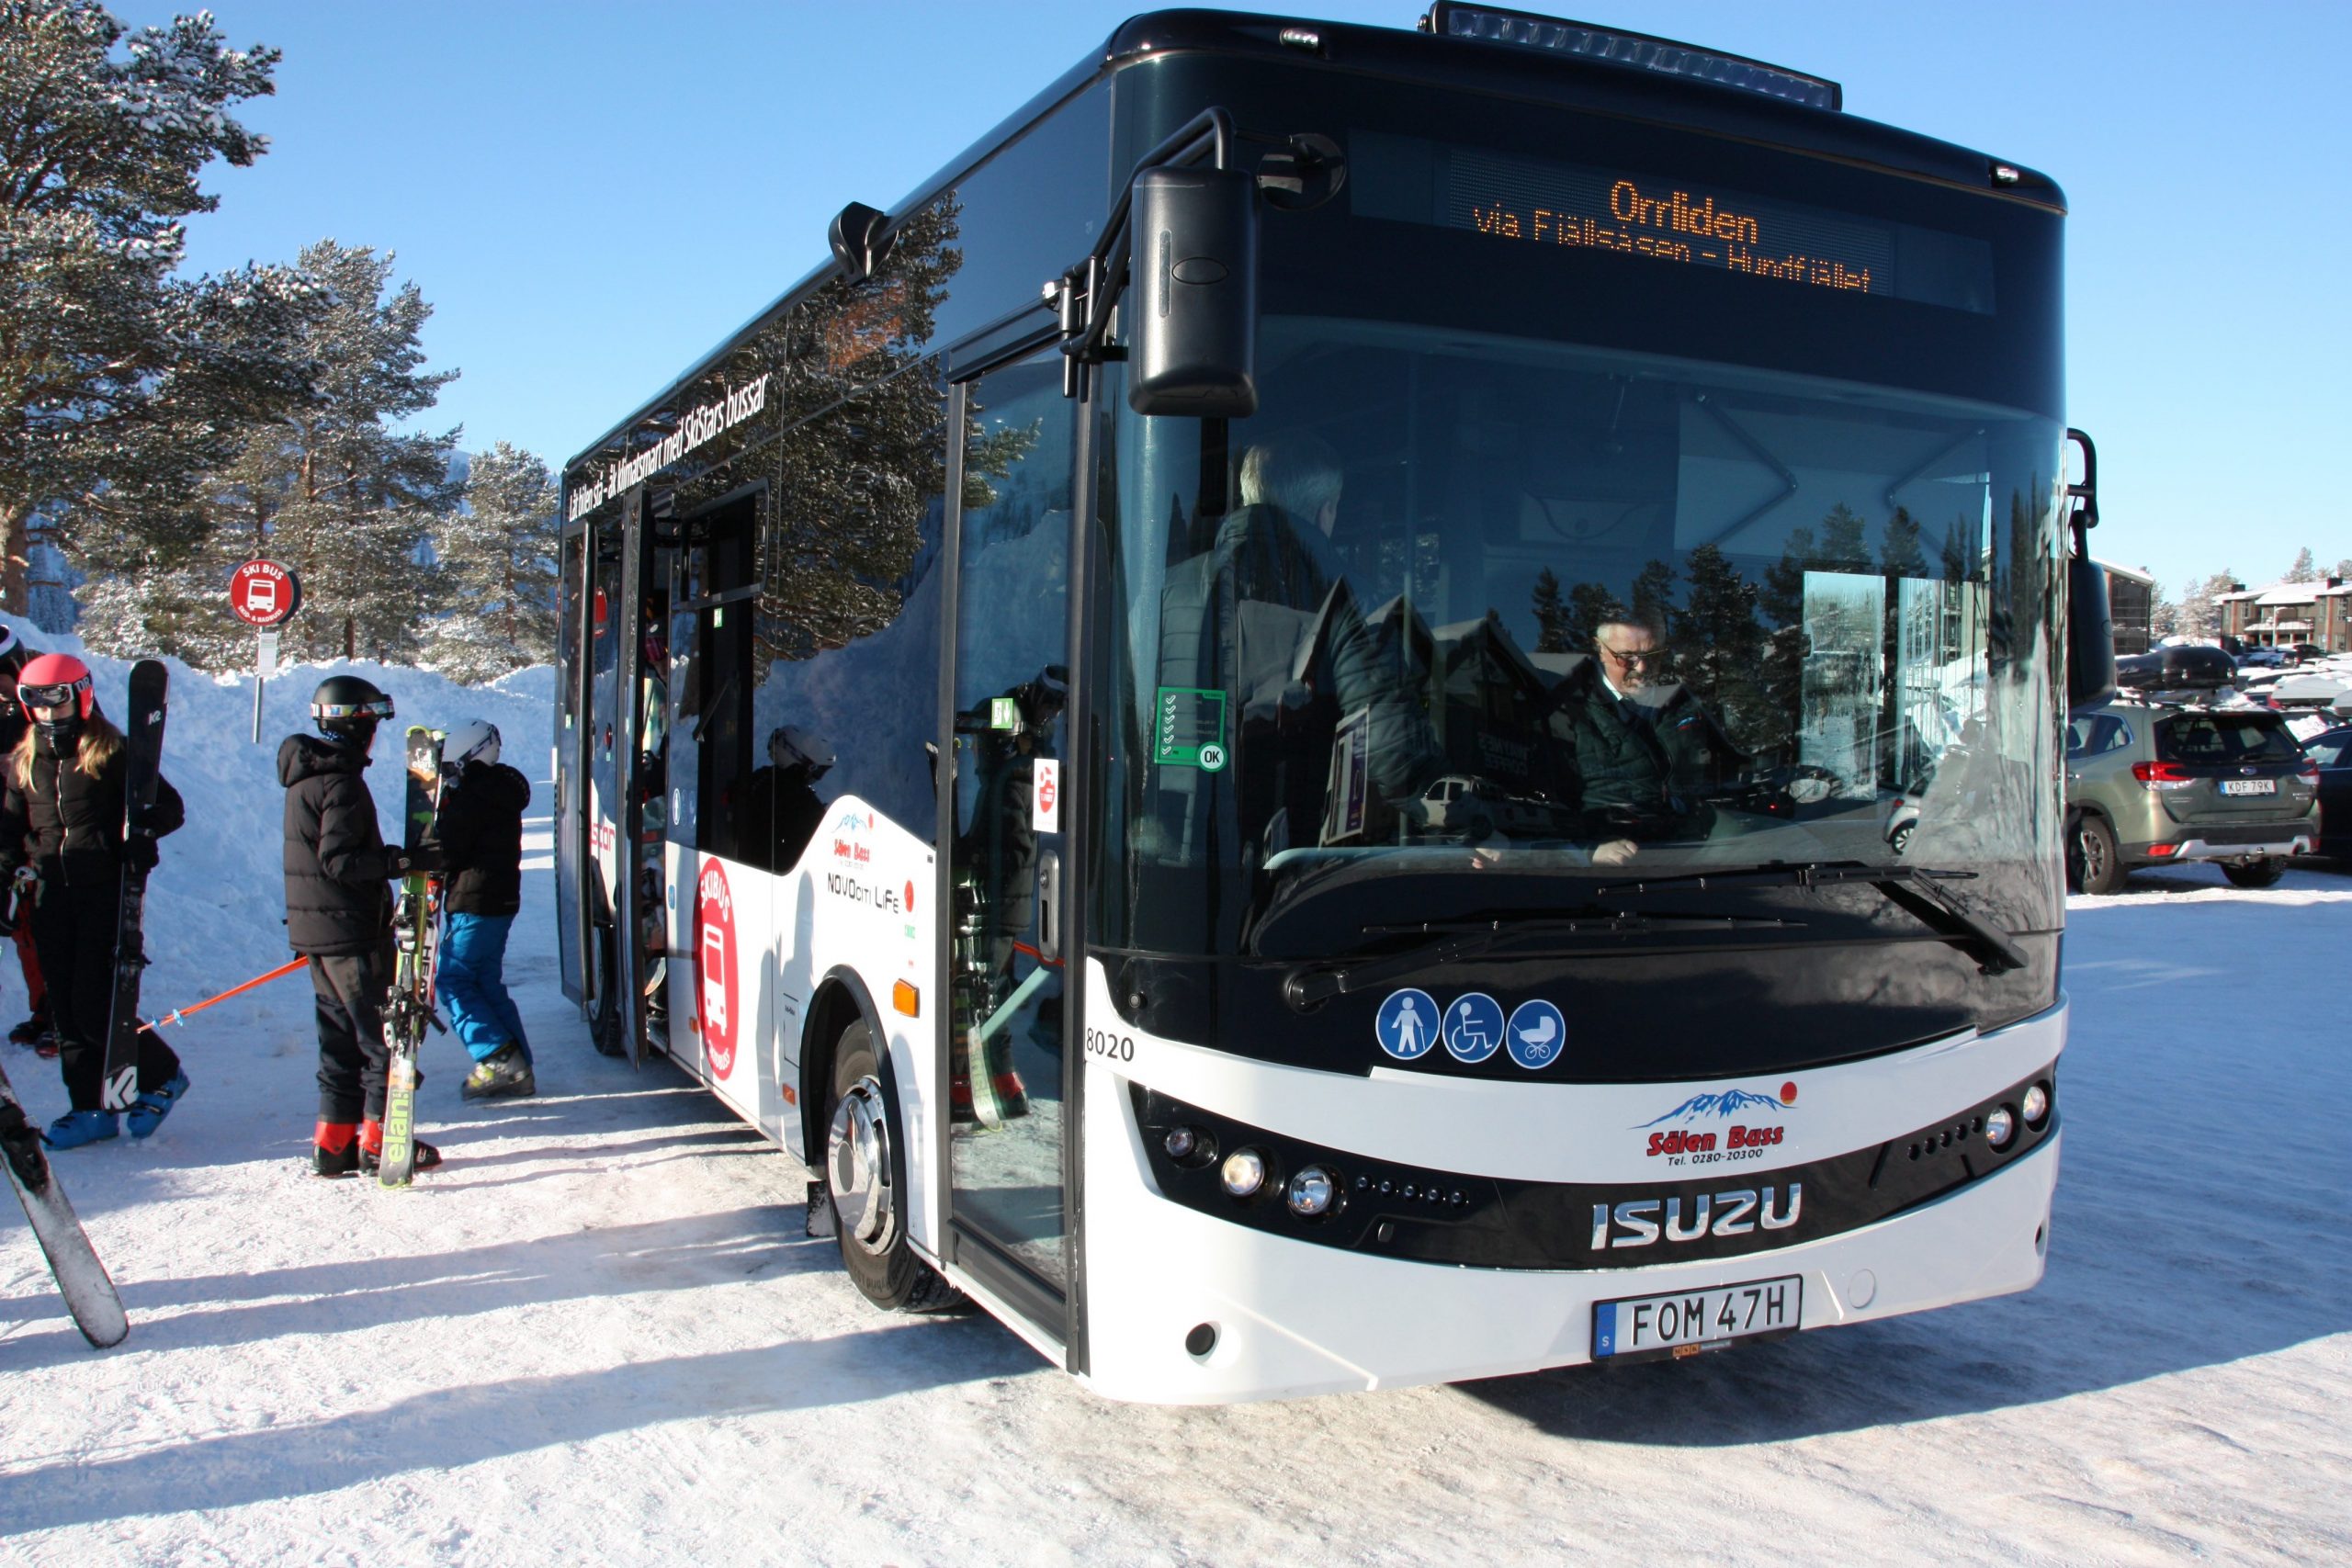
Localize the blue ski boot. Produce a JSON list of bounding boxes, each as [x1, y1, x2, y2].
[[43, 1109, 119, 1149], [127, 1070, 191, 1138]]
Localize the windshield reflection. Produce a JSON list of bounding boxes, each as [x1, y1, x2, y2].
[[1097, 319, 2063, 956]]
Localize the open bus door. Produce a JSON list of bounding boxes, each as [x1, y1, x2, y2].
[[556, 520, 589, 1007], [582, 487, 660, 1065]]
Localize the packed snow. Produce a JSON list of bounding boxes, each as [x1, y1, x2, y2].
[[3, 633, 2349, 1566]]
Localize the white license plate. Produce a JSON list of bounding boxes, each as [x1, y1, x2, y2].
[[1593, 1275, 1802, 1360], [2220, 778, 2277, 795]]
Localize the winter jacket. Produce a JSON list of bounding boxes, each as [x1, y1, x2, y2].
[[1561, 668, 1740, 832], [0, 728, 185, 889], [279, 732, 402, 955], [431, 760, 529, 917]]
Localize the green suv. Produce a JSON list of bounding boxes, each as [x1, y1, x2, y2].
[[2066, 698, 2319, 893]]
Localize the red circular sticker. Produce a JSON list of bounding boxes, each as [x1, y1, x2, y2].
[[228, 558, 300, 626], [695, 858, 739, 1078]]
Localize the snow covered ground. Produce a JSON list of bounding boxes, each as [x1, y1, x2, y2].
[[5, 639, 2350, 1565]]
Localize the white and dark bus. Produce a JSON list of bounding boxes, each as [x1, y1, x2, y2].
[[556, 5, 2101, 1403]]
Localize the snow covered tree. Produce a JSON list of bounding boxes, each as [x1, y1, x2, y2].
[[429, 442, 559, 682], [2175, 570, 2237, 640], [0, 3, 295, 615], [2336, 558, 2352, 581], [2286, 547, 2317, 583]]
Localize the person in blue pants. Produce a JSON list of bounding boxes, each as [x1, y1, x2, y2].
[[430, 722, 535, 1100]]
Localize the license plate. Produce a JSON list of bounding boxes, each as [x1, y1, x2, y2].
[[2220, 778, 2277, 795], [1593, 1275, 1802, 1361]]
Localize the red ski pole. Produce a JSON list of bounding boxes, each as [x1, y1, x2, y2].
[[140, 956, 308, 1034]]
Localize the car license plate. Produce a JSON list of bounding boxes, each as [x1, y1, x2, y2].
[[2221, 778, 2277, 795], [1592, 1275, 1802, 1361]]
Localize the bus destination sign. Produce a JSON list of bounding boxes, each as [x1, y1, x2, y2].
[[1464, 175, 1878, 296]]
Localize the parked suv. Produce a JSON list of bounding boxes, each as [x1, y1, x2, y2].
[[2066, 698, 2318, 893]]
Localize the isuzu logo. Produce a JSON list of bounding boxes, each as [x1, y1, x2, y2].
[[1590, 1184, 1803, 1249]]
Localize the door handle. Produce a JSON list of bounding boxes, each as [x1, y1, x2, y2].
[[1036, 848, 1062, 964]]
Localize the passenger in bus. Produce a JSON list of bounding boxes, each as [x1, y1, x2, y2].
[[742, 725, 834, 873], [1159, 434, 1441, 850], [431, 722, 536, 1101], [1559, 614, 1741, 851]]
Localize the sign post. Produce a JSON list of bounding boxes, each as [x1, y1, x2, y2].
[[229, 559, 300, 742]]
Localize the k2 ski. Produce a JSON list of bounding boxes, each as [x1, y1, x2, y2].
[[378, 725, 443, 1188], [99, 660, 168, 1111]]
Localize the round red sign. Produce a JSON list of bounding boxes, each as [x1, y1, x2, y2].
[[695, 858, 739, 1078], [229, 558, 300, 626]]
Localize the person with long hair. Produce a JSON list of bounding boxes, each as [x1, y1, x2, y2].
[[0, 626, 55, 1055], [0, 653, 190, 1147]]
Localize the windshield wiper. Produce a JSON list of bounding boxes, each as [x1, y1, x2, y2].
[[1282, 908, 1800, 1011], [1596, 862, 2029, 976]]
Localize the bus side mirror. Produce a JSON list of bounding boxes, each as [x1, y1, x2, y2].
[[2063, 428, 2115, 709], [1127, 166, 1258, 419]]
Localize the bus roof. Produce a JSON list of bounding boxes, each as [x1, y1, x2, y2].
[[564, 7, 2062, 481]]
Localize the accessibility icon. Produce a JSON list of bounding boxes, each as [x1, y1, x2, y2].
[[1507, 999, 1566, 1070], [1374, 987, 1439, 1061], [1443, 992, 1505, 1063]]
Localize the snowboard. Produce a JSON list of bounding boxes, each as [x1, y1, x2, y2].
[[378, 726, 443, 1188], [0, 1053, 129, 1348], [99, 660, 168, 1112]]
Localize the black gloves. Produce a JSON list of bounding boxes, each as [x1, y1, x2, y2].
[[125, 836, 159, 872]]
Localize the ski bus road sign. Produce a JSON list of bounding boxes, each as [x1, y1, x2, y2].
[[229, 559, 300, 626]]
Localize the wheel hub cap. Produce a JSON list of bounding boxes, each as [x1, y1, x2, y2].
[[827, 1075, 895, 1254]]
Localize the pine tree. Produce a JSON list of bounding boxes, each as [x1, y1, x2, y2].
[[428, 442, 559, 683], [1562, 580, 1625, 655], [2286, 547, 2317, 583], [0, 3, 293, 614], [1529, 567, 1569, 652], [1675, 543, 1778, 749], [1880, 506, 1926, 578], [2175, 570, 2236, 640]]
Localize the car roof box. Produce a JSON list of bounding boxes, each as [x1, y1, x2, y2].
[[2116, 645, 2235, 693]]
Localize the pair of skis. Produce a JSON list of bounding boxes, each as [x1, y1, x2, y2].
[[0, 659, 164, 1349], [376, 725, 444, 1189]]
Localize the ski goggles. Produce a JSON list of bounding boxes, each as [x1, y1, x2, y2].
[[19, 678, 89, 711], [312, 695, 396, 723]]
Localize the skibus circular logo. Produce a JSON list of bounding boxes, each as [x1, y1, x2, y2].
[[695, 858, 738, 1078]]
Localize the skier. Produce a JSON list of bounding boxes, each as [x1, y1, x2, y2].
[[0, 653, 190, 1147], [0, 626, 55, 1055], [280, 674, 440, 1176], [429, 720, 536, 1100]]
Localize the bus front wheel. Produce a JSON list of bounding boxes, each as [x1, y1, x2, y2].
[[825, 1021, 959, 1313]]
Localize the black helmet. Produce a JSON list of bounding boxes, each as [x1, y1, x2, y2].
[[311, 674, 393, 740]]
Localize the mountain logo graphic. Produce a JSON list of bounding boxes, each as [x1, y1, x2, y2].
[[1634, 1086, 1795, 1128]]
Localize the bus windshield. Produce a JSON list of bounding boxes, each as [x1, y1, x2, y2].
[[1096, 315, 2065, 958]]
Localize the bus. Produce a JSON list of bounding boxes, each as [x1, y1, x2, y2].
[[555, 4, 2096, 1403]]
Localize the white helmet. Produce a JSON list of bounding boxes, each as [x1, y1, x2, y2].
[[445, 719, 501, 770]]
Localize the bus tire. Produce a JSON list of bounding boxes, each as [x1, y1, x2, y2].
[[2073, 813, 2124, 896], [826, 1021, 959, 1313]]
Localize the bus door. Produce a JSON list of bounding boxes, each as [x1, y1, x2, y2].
[[664, 487, 760, 1093], [586, 486, 661, 1065], [583, 498, 633, 1056], [556, 520, 588, 1005], [940, 347, 1080, 1332]]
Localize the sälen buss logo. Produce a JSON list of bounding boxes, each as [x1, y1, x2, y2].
[[696, 857, 738, 1078], [1636, 1081, 1797, 1157]]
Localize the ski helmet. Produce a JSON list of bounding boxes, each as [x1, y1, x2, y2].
[[311, 674, 393, 740], [445, 718, 500, 771], [769, 725, 834, 779], [17, 652, 94, 721]]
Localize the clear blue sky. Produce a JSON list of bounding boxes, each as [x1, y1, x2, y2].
[[163, 0, 2350, 598]]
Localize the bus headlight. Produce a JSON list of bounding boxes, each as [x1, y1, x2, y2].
[[1220, 1148, 1268, 1198], [1285, 1166, 1338, 1218], [2021, 1083, 2050, 1127], [1984, 1106, 2017, 1149], [1164, 1125, 1216, 1167]]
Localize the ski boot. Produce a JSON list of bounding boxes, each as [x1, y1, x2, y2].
[[460, 1043, 535, 1100], [358, 1119, 442, 1174], [43, 1109, 119, 1149], [127, 1070, 190, 1138], [8, 1012, 49, 1046], [314, 1121, 360, 1178]]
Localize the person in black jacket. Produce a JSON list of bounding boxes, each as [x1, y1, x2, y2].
[[0, 626, 56, 1054], [281, 674, 439, 1176], [430, 720, 535, 1100], [0, 653, 189, 1148]]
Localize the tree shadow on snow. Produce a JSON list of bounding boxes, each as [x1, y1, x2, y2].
[[0, 1317, 1037, 1532]]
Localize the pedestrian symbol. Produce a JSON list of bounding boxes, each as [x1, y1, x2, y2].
[[1506, 999, 1566, 1070], [1443, 992, 1505, 1063], [1374, 987, 1439, 1061]]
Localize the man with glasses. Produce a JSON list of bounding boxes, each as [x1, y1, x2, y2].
[[1566, 614, 1739, 846]]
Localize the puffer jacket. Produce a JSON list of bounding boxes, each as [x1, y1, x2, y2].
[[431, 760, 530, 916], [1563, 671, 1739, 827], [279, 733, 401, 955], [0, 728, 185, 888]]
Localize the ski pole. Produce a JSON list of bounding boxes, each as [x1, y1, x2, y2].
[[140, 956, 308, 1034]]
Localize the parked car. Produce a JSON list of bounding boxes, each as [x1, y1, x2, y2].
[[2237, 646, 2287, 669], [2066, 697, 2318, 893], [2116, 644, 2236, 693], [2301, 725, 2352, 859], [2290, 642, 2326, 662]]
